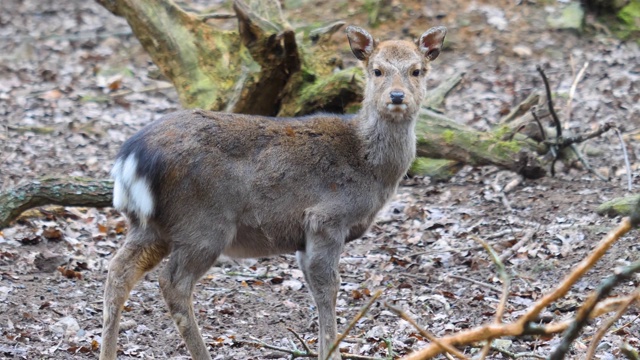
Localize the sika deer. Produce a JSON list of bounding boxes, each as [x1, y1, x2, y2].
[[100, 25, 446, 360]]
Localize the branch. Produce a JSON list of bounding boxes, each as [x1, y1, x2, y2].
[[565, 61, 589, 126], [500, 92, 540, 124], [473, 236, 510, 360], [544, 122, 614, 149], [401, 213, 638, 360], [537, 66, 562, 139], [614, 127, 633, 191], [0, 177, 113, 229], [385, 303, 468, 360], [423, 72, 465, 111], [498, 228, 536, 262], [415, 110, 547, 179], [550, 260, 640, 360], [585, 286, 640, 359]]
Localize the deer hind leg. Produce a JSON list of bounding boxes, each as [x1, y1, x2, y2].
[[100, 227, 169, 360], [158, 227, 234, 360]]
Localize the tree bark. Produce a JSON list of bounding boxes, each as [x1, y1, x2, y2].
[[0, 177, 113, 228], [94, 0, 360, 116]]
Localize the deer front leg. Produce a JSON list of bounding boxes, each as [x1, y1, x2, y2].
[[297, 229, 344, 360]]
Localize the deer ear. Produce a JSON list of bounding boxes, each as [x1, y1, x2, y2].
[[418, 26, 447, 61], [346, 26, 376, 61]]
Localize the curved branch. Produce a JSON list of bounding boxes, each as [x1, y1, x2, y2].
[[0, 177, 113, 228]]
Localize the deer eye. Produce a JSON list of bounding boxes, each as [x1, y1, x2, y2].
[[373, 69, 382, 77], [412, 69, 421, 77]]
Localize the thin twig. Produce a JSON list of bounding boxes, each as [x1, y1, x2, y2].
[[473, 236, 511, 360], [400, 293, 640, 359], [449, 274, 502, 293], [471, 344, 546, 359], [537, 66, 562, 138], [198, 13, 237, 20], [530, 108, 548, 142], [614, 127, 633, 191], [401, 207, 640, 359], [499, 228, 536, 262], [549, 259, 640, 360], [492, 173, 513, 212], [537, 65, 562, 176], [247, 336, 316, 359], [287, 327, 312, 354], [324, 290, 382, 360], [585, 286, 640, 359], [109, 82, 174, 98], [569, 144, 608, 182], [246, 335, 384, 360], [385, 303, 469, 360], [544, 122, 614, 149], [520, 216, 635, 325], [566, 61, 589, 127]]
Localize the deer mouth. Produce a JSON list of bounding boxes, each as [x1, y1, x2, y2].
[[386, 103, 408, 112]]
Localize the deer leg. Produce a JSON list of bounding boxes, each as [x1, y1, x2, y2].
[[158, 229, 232, 360], [100, 228, 169, 360], [297, 230, 344, 360]]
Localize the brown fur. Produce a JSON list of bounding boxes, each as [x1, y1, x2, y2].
[[100, 25, 446, 360]]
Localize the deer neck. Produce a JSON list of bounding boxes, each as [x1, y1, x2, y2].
[[356, 108, 417, 184]]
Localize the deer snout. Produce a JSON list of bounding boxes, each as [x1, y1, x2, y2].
[[390, 91, 405, 104]]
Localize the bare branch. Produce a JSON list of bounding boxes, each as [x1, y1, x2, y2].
[[565, 61, 589, 126], [499, 228, 536, 262], [385, 303, 469, 360], [537, 66, 562, 139], [585, 286, 640, 359], [544, 122, 614, 149], [401, 214, 637, 360], [614, 127, 633, 191], [473, 236, 510, 360], [549, 260, 640, 360], [569, 144, 608, 182], [448, 274, 502, 293], [287, 327, 312, 354]]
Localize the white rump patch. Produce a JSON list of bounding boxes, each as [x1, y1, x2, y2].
[[111, 154, 155, 225]]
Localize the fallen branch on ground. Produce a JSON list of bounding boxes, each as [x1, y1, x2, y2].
[[0, 177, 113, 228], [398, 198, 640, 360]]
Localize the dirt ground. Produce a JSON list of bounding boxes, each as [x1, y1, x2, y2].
[[1, 0, 639, 359]]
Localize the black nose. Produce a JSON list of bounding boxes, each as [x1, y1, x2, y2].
[[390, 91, 404, 104]]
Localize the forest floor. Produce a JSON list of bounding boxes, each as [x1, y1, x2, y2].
[[1, 0, 639, 359]]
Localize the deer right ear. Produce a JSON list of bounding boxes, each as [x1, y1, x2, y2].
[[346, 26, 375, 61]]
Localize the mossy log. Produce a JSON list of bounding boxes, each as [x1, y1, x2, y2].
[[0, 177, 114, 228], [596, 194, 640, 217]]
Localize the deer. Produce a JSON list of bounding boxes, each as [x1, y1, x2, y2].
[[99, 24, 446, 360]]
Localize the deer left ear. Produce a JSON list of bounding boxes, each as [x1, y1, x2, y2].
[[418, 26, 447, 61]]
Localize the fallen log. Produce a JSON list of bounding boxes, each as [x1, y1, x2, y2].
[[0, 177, 113, 228]]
